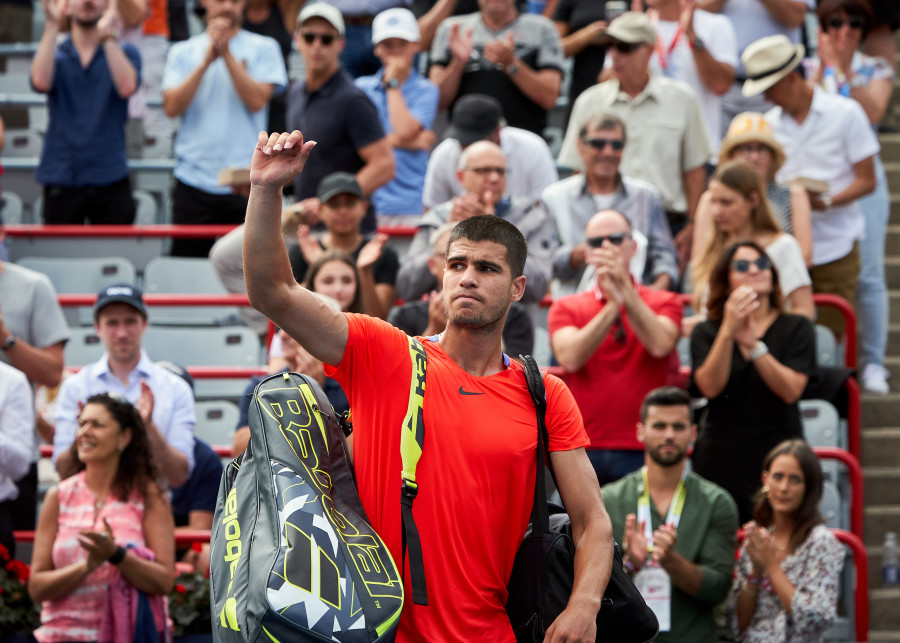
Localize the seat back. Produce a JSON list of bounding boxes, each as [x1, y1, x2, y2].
[[799, 399, 841, 448], [143, 257, 241, 326], [64, 327, 105, 367], [193, 400, 240, 447], [3, 129, 43, 157], [815, 324, 841, 367], [0, 191, 25, 224]]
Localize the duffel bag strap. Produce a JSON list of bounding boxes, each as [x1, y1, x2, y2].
[[400, 336, 428, 605], [520, 354, 551, 535]]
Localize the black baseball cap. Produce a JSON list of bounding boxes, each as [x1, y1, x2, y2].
[[317, 172, 364, 203], [445, 94, 503, 146], [93, 283, 147, 320]]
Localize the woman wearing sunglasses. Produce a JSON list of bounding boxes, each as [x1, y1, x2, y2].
[[805, 0, 894, 394], [689, 241, 816, 522], [691, 160, 814, 322]]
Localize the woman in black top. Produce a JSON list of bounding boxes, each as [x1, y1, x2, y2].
[[553, 0, 615, 119], [689, 241, 816, 522]]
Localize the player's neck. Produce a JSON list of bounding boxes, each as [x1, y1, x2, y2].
[[440, 325, 508, 377], [71, 24, 102, 52], [586, 171, 618, 195], [106, 354, 141, 386], [482, 7, 517, 31], [305, 63, 340, 92], [652, 1, 680, 22], [617, 71, 650, 99], [323, 230, 363, 253]]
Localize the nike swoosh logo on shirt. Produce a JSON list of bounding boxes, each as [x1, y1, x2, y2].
[[458, 386, 484, 396]]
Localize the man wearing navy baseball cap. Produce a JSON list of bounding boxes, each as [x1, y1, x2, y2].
[[53, 284, 196, 488]]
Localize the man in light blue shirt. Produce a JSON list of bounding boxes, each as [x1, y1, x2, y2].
[[355, 7, 439, 224], [54, 285, 196, 488], [162, 0, 287, 257]]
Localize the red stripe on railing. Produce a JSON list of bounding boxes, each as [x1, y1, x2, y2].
[[832, 528, 869, 642], [812, 447, 864, 540]]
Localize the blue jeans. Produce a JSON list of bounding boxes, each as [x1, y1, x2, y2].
[[586, 449, 645, 487], [857, 153, 889, 368]]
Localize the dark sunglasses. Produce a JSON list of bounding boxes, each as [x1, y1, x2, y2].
[[586, 233, 630, 248], [611, 41, 643, 54], [731, 256, 771, 273], [301, 32, 336, 46], [464, 166, 507, 176], [582, 137, 625, 151], [826, 16, 865, 30]]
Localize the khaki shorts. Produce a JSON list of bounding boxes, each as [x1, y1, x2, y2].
[[810, 242, 860, 338]]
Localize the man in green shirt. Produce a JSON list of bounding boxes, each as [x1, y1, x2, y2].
[[601, 387, 738, 643]]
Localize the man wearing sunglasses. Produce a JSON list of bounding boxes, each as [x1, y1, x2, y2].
[[397, 140, 555, 304], [286, 2, 395, 234], [548, 209, 682, 486], [558, 12, 711, 270], [542, 112, 677, 296], [162, 0, 287, 256]]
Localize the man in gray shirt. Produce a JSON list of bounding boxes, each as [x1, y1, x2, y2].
[[542, 113, 678, 295]]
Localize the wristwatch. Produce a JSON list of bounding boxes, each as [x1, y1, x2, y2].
[[384, 77, 400, 90], [506, 61, 520, 76], [689, 36, 706, 52], [1, 334, 16, 352], [820, 194, 833, 209], [749, 340, 769, 361]]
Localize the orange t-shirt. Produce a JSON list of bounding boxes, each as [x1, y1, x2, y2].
[[142, 0, 168, 37], [325, 314, 589, 642]]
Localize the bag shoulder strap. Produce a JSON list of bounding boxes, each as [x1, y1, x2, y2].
[[520, 354, 551, 535], [400, 336, 428, 606]]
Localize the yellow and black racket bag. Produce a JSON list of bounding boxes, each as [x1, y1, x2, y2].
[[210, 371, 403, 643]]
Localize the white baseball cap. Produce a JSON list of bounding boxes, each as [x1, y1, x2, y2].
[[297, 2, 345, 36], [372, 8, 420, 45]]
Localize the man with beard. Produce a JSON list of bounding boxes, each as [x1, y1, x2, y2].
[[31, 0, 142, 224], [548, 209, 681, 485], [244, 128, 613, 641], [601, 387, 738, 643], [163, 0, 286, 256]]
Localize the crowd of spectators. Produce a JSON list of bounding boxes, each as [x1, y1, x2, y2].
[[0, 0, 896, 638]]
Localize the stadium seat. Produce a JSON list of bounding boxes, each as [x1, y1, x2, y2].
[[0, 191, 25, 224], [3, 129, 43, 157], [63, 327, 104, 367], [17, 256, 137, 326], [143, 256, 242, 326], [815, 323, 841, 367], [193, 400, 240, 447], [133, 189, 159, 225], [820, 480, 847, 530], [143, 326, 262, 400], [800, 398, 841, 448]]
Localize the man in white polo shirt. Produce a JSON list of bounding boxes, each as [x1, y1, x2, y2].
[[741, 35, 877, 339]]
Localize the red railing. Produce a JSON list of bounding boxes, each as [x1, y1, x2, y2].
[[3, 223, 417, 238], [813, 447, 864, 540], [831, 529, 869, 642]]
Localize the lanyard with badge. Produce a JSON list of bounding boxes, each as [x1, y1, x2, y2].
[[653, 22, 684, 75], [632, 467, 687, 632]]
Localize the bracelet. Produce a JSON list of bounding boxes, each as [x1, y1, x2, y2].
[[623, 557, 636, 574], [741, 580, 759, 595], [108, 545, 127, 565], [747, 574, 761, 585]]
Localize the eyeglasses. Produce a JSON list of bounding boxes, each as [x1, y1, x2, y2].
[[586, 233, 630, 247], [826, 16, 865, 30], [731, 256, 771, 273], [582, 137, 625, 151], [464, 166, 507, 176], [300, 32, 337, 46], [733, 143, 772, 155], [611, 41, 644, 54]]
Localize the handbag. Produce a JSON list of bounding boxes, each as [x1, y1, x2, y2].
[[505, 355, 660, 643]]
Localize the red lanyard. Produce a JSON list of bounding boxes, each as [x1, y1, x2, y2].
[[654, 22, 684, 72]]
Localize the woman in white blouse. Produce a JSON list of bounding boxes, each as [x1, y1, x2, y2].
[[691, 160, 814, 321]]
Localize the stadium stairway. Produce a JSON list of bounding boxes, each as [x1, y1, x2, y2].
[[865, 38, 900, 641]]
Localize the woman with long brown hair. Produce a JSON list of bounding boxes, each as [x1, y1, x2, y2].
[[29, 393, 174, 642], [690, 241, 816, 522], [726, 439, 844, 642]]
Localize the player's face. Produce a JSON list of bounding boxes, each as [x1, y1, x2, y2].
[[578, 125, 624, 183], [637, 405, 695, 467], [296, 18, 344, 74], [442, 238, 524, 331], [312, 260, 357, 312], [95, 303, 147, 364], [76, 402, 131, 464]]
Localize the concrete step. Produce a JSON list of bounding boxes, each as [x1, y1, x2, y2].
[[887, 258, 900, 290], [882, 134, 900, 164], [887, 324, 900, 355], [872, 588, 900, 634], [865, 507, 900, 545], [860, 392, 900, 428], [885, 225, 900, 257], [890, 195, 900, 225], [886, 163, 900, 192], [888, 292, 900, 326], [862, 428, 900, 467], [866, 467, 900, 506]]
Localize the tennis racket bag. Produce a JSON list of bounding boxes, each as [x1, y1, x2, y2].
[[210, 371, 404, 643]]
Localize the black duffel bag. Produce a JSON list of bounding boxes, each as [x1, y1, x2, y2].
[[506, 356, 659, 643]]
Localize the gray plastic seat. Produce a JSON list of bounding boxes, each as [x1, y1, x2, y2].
[[0, 191, 24, 224], [17, 256, 137, 326], [193, 400, 240, 448], [3, 129, 43, 157], [64, 327, 104, 367], [143, 256, 241, 326], [799, 399, 841, 448], [814, 323, 841, 367]]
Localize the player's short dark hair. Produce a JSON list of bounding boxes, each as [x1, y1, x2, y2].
[[447, 215, 527, 278]]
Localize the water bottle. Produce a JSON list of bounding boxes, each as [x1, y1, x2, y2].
[[884, 532, 900, 586]]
